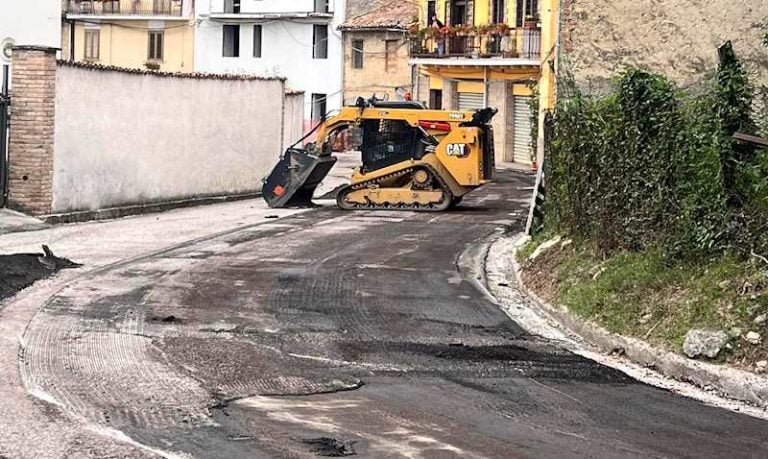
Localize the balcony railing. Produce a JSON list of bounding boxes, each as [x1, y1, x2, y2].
[[410, 26, 541, 60], [65, 0, 184, 16]]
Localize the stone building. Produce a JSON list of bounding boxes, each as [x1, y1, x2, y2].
[[339, 0, 418, 104], [559, 0, 768, 91]]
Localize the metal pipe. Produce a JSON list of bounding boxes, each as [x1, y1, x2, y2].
[[70, 19, 76, 61], [0, 64, 9, 207]]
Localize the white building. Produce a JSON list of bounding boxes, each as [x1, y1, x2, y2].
[[194, 0, 346, 127], [0, 0, 62, 88]]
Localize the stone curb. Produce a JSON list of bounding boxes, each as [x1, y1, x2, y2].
[[494, 233, 768, 410]]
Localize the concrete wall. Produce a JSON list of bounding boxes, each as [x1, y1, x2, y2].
[[560, 0, 768, 92], [283, 92, 306, 150], [194, 0, 346, 121], [343, 30, 412, 104], [51, 64, 286, 213]]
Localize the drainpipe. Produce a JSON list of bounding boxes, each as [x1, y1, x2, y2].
[[69, 19, 76, 61], [482, 66, 489, 107]]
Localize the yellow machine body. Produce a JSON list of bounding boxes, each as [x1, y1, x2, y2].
[[263, 101, 496, 212]]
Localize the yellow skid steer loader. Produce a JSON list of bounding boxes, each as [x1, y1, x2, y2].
[[263, 97, 497, 212]]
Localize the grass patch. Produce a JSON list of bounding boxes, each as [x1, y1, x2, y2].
[[519, 243, 768, 367]]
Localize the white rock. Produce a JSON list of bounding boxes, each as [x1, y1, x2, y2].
[[756, 361, 768, 374], [753, 314, 767, 325], [683, 329, 728, 359], [528, 236, 562, 262], [592, 267, 607, 280], [728, 327, 742, 338], [745, 331, 762, 345]]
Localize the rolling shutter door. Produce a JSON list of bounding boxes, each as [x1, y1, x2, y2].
[[458, 92, 484, 111], [513, 96, 533, 165]]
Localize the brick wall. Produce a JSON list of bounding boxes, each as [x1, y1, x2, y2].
[[7, 47, 57, 215]]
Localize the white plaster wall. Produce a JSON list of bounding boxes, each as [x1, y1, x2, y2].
[[208, 0, 331, 14], [0, 0, 62, 87], [194, 0, 346, 120], [283, 92, 306, 150], [52, 65, 286, 213]]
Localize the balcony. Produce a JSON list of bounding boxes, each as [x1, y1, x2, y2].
[[207, 0, 333, 21], [64, 0, 185, 17], [409, 25, 541, 65]]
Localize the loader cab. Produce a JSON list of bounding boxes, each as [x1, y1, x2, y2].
[[359, 118, 425, 173]]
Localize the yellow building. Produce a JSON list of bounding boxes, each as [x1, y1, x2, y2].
[[411, 0, 557, 166], [61, 0, 194, 72]]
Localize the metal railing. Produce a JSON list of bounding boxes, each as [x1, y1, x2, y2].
[[65, 0, 184, 16], [410, 27, 541, 60]]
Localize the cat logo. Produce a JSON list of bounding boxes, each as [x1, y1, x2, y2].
[[446, 143, 469, 157]]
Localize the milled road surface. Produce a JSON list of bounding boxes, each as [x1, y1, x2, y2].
[[15, 171, 768, 458]]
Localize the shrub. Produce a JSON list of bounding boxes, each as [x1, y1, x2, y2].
[[547, 43, 766, 261]]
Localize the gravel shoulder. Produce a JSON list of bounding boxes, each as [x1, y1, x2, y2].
[[485, 233, 768, 418]]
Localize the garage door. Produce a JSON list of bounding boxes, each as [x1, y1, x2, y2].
[[458, 92, 484, 111], [513, 96, 533, 165]]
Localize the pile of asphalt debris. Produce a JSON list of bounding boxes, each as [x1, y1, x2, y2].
[[0, 245, 81, 302], [302, 437, 356, 457]]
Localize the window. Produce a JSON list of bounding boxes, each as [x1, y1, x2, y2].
[[313, 25, 328, 59], [351, 39, 363, 69], [224, 0, 241, 14], [427, 1, 436, 23], [253, 25, 262, 58], [148, 30, 164, 61], [103, 0, 119, 13], [516, 0, 539, 26], [222, 24, 240, 57], [311, 93, 327, 122], [492, 0, 506, 23], [450, 0, 468, 26], [314, 0, 330, 14], [429, 89, 443, 110], [385, 40, 398, 72], [84, 29, 100, 61]]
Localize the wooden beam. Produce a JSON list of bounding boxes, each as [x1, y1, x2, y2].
[[733, 132, 768, 147]]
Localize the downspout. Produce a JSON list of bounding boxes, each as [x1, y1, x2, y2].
[[554, 0, 563, 104], [69, 19, 76, 61]]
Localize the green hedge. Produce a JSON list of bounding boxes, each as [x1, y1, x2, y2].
[[548, 43, 767, 260]]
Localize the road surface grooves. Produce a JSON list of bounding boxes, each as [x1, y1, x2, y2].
[[20, 172, 768, 458]]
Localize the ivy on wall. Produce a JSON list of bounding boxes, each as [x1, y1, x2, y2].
[[546, 43, 767, 260]]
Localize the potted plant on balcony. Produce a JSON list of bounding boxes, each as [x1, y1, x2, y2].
[[477, 24, 494, 36], [492, 23, 511, 36]]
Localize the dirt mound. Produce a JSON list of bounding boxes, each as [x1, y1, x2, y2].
[[0, 247, 82, 302]]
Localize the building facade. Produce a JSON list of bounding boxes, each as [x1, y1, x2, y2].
[[410, 0, 557, 167], [61, 0, 195, 72], [0, 0, 62, 88], [339, 0, 417, 104], [194, 0, 346, 126]]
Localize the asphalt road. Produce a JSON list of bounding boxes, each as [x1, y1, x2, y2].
[[20, 171, 768, 458]]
